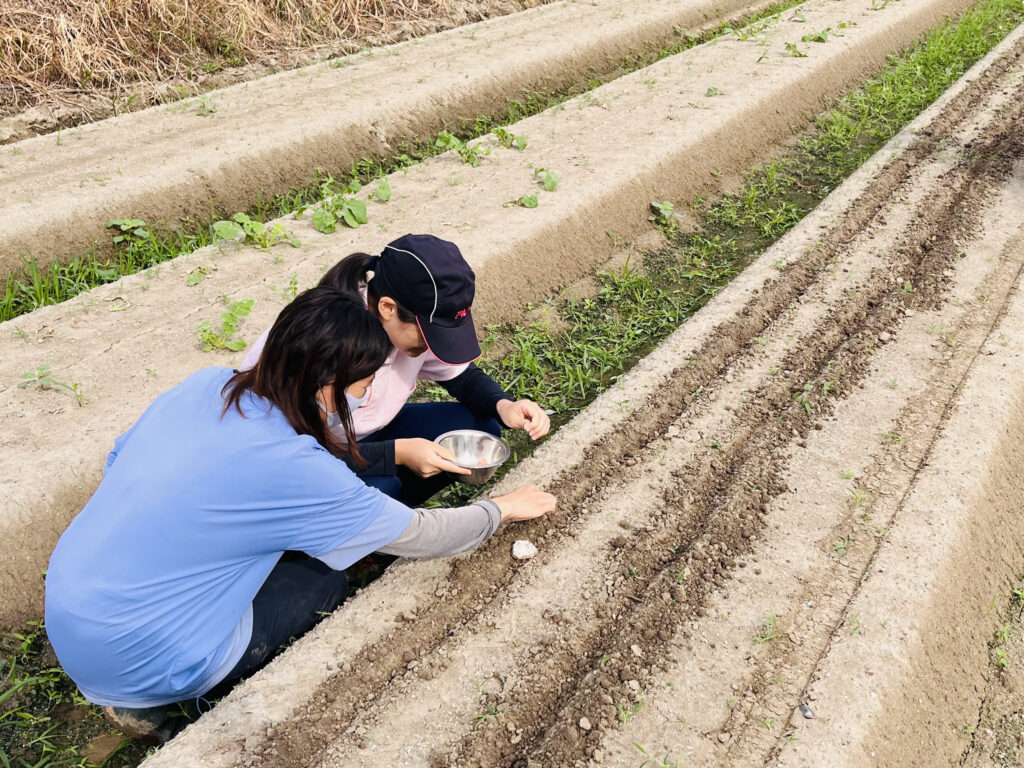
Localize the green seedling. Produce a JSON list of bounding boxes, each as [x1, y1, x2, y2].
[[993, 646, 1009, 669], [793, 382, 813, 414], [372, 177, 392, 202], [848, 487, 869, 507], [834, 534, 853, 557], [213, 214, 300, 250], [311, 197, 368, 234], [848, 611, 861, 635], [784, 42, 808, 57], [186, 265, 214, 286], [495, 127, 528, 149], [106, 218, 153, 247], [649, 200, 680, 238], [435, 131, 491, 166], [534, 168, 560, 191], [518, 194, 539, 209], [635, 744, 685, 768], [196, 95, 217, 116], [18, 365, 87, 406], [801, 28, 831, 42], [270, 272, 299, 303], [755, 614, 779, 643], [842, 469, 857, 479], [198, 299, 253, 352], [472, 704, 500, 730], [616, 698, 645, 724], [706, 86, 722, 96]]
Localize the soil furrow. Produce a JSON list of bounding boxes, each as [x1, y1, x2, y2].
[[751, 116, 1024, 767]]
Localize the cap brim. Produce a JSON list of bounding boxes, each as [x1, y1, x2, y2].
[[416, 317, 481, 366]]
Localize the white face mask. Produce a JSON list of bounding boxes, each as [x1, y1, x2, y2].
[[345, 389, 369, 412], [318, 390, 369, 430]]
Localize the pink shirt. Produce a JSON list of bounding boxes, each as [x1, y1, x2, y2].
[[241, 327, 467, 440]]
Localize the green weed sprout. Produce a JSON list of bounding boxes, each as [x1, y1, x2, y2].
[[294, 175, 370, 233], [802, 28, 831, 42], [534, 168, 560, 191], [495, 127, 528, 150], [649, 200, 680, 237], [213, 214, 300, 250], [784, 42, 808, 57], [755, 614, 779, 643], [19, 365, 87, 406], [106, 219, 153, 247], [198, 299, 253, 352], [372, 177, 392, 202], [435, 131, 491, 166]]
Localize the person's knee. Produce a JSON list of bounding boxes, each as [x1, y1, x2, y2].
[[480, 417, 502, 437]]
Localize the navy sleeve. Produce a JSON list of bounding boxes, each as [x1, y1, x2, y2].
[[345, 439, 396, 477], [439, 364, 513, 423]]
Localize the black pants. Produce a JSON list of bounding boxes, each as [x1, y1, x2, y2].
[[209, 554, 349, 693]]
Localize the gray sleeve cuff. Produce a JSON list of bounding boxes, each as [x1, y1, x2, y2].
[[378, 499, 501, 559]]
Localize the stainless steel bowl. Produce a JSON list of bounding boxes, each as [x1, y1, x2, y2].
[[434, 429, 511, 485]]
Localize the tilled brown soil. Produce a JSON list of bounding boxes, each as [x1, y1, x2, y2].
[[150, 28, 1024, 768]]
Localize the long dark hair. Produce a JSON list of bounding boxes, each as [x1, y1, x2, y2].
[[321, 252, 417, 324], [221, 287, 390, 465]]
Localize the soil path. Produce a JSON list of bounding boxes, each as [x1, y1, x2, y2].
[[0, 0, 978, 629], [142, 23, 1024, 768]]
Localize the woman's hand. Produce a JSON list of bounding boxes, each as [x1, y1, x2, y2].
[[496, 399, 551, 440], [395, 438, 471, 478], [491, 485, 557, 523]]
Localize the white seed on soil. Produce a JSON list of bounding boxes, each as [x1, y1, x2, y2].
[[512, 540, 538, 560]]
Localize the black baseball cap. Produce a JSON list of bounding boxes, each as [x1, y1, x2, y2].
[[370, 234, 480, 365]]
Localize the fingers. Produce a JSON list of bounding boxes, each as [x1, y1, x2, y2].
[[430, 445, 471, 475], [520, 401, 551, 440]]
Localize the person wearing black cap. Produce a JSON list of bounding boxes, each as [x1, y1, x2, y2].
[[242, 234, 551, 506]]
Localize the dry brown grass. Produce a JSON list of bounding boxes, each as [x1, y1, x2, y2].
[[0, 0, 537, 117]]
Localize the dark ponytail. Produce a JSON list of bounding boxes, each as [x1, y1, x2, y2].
[[320, 251, 416, 324], [221, 287, 390, 466], [319, 252, 375, 295]]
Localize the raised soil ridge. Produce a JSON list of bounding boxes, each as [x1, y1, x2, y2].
[[0, 0, 780, 275]]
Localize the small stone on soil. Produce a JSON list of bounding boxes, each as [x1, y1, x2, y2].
[[512, 539, 538, 560], [799, 703, 815, 719], [579, 717, 592, 731]]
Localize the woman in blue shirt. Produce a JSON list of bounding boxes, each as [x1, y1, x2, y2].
[[44, 288, 555, 743]]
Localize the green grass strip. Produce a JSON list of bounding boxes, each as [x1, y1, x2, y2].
[[0, 0, 810, 325]]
